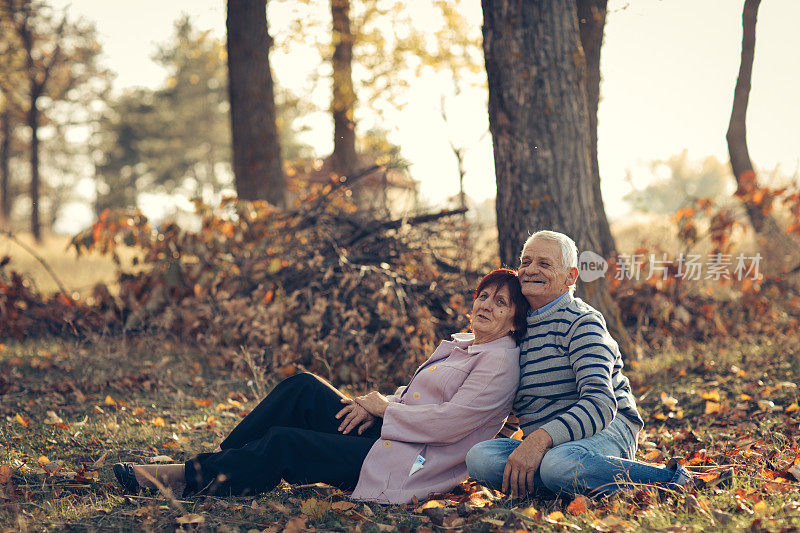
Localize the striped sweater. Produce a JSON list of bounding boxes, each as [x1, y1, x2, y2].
[[514, 292, 643, 447]]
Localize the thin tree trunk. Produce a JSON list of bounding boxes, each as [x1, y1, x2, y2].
[[226, 0, 286, 206], [577, 0, 615, 258], [330, 0, 357, 177], [482, 0, 635, 357], [29, 95, 40, 241], [727, 0, 766, 232], [726, 0, 797, 269], [0, 104, 11, 223]]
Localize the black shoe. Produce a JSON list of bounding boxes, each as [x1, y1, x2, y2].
[[113, 462, 140, 493]]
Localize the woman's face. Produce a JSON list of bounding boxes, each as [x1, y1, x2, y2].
[[470, 283, 517, 343]]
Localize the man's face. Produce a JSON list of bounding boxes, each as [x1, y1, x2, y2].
[[518, 238, 577, 309]]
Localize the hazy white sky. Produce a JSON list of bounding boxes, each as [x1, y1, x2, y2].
[[51, 0, 800, 224]]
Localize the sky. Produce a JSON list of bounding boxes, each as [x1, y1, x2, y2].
[[49, 0, 800, 229]]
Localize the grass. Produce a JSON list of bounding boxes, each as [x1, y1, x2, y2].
[[2, 333, 800, 532], [0, 232, 139, 297]]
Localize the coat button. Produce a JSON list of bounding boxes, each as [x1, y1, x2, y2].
[[383, 440, 392, 448], [412, 392, 421, 400], [429, 365, 437, 371]]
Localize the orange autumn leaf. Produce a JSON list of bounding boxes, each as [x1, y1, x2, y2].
[[104, 395, 117, 406], [37, 456, 50, 466], [15, 413, 30, 428], [643, 449, 661, 462], [786, 402, 799, 413], [701, 390, 721, 402], [566, 495, 589, 515], [517, 506, 541, 520], [151, 417, 166, 427], [0, 465, 12, 484], [546, 510, 565, 521], [193, 399, 213, 407], [699, 472, 720, 482], [705, 401, 724, 415]]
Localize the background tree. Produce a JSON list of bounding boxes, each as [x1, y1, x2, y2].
[[726, 0, 797, 269], [1, 0, 104, 240], [482, 0, 634, 354], [330, 0, 357, 177], [576, 0, 616, 258], [93, 17, 309, 215], [624, 152, 731, 215], [226, 0, 286, 206]]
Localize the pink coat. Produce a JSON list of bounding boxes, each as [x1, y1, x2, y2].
[[351, 333, 520, 504]]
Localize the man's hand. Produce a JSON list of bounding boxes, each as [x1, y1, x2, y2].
[[502, 429, 553, 497], [336, 399, 376, 435], [354, 391, 391, 417]]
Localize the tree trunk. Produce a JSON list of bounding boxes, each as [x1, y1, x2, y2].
[[576, 0, 615, 258], [726, 0, 797, 269], [330, 0, 357, 177], [0, 103, 11, 223], [226, 0, 286, 206], [482, 0, 635, 357], [29, 95, 40, 241]]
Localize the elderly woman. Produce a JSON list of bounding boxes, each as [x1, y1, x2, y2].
[[114, 268, 527, 504]]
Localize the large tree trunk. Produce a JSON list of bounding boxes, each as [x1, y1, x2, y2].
[[482, 0, 635, 357], [0, 103, 11, 223], [330, 0, 357, 177], [576, 0, 615, 258], [226, 0, 286, 206], [29, 95, 40, 241], [726, 0, 796, 269]]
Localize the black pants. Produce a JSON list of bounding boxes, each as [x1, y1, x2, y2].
[[184, 373, 382, 496]]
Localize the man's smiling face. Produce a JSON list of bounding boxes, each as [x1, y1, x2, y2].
[[518, 238, 577, 309]]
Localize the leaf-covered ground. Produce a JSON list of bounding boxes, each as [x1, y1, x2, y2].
[[2, 335, 800, 532]]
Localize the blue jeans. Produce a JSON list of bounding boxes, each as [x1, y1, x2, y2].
[[466, 417, 691, 496]]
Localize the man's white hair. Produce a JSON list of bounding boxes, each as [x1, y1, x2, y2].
[[521, 230, 578, 270]]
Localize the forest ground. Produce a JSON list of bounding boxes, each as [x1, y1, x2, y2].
[[2, 332, 800, 532]]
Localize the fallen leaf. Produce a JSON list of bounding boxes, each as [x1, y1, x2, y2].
[[282, 516, 307, 533], [104, 395, 117, 406], [705, 401, 724, 415], [38, 456, 50, 466], [43, 411, 69, 430], [91, 452, 108, 469], [175, 513, 204, 525], [712, 509, 733, 525], [591, 514, 631, 531], [14, 413, 30, 428], [517, 506, 541, 520], [567, 495, 590, 515], [0, 465, 12, 483], [701, 389, 721, 401], [194, 399, 213, 407], [331, 501, 357, 511], [300, 497, 331, 519], [151, 417, 166, 427], [786, 402, 799, 413], [546, 510, 565, 521], [266, 501, 291, 514], [752, 500, 769, 516]]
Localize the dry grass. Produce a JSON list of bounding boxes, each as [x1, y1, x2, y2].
[[0, 232, 140, 297]]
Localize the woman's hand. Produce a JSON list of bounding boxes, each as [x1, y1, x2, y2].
[[335, 399, 376, 435], [354, 391, 391, 418]]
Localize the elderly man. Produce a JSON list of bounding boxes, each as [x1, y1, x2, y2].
[[466, 230, 691, 497]]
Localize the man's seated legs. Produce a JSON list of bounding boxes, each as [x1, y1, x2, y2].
[[468, 418, 690, 497]]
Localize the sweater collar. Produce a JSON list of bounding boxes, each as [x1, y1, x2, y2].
[[527, 291, 575, 323]]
